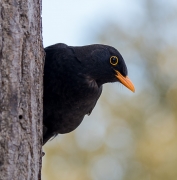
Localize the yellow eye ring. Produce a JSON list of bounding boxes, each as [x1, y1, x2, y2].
[[110, 56, 118, 66]]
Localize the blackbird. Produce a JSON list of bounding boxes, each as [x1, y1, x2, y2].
[[43, 43, 135, 145]]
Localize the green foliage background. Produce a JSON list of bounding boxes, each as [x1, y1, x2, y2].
[[42, 1, 177, 180]]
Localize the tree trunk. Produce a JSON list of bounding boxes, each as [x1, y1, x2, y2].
[[0, 0, 43, 180]]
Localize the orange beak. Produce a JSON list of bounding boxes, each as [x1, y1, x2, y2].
[[115, 70, 135, 92]]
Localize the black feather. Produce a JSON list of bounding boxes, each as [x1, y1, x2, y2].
[[43, 43, 128, 144]]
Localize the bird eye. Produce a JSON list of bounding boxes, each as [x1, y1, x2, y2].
[[110, 56, 118, 66]]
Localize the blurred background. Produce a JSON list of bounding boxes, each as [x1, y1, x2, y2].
[[42, 0, 177, 180]]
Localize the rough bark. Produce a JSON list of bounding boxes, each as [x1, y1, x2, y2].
[[0, 0, 43, 180]]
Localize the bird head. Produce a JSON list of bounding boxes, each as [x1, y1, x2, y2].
[[72, 44, 135, 92]]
